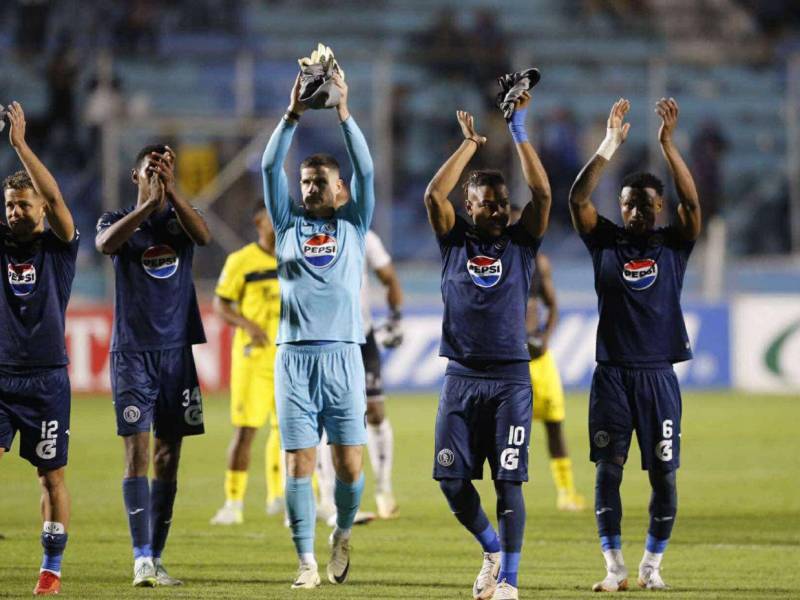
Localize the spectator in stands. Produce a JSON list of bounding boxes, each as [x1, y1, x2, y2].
[[539, 107, 582, 229], [13, 0, 50, 56]]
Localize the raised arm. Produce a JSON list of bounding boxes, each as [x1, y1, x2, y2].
[[424, 111, 485, 237], [569, 98, 630, 235], [6, 102, 75, 242], [151, 146, 211, 245], [262, 74, 303, 231], [657, 98, 701, 241], [334, 74, 375, 231], [509, 92, 551, 239], [536, 254, 558, 346]]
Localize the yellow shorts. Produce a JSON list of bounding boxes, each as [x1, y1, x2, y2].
[[530, 349, 565, 423], [230, 346, 277, 428]]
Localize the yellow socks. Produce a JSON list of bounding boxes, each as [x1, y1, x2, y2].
[[550, 457, 576, 495], [225, 470, 248, 503], [265, 423, 284, 505]]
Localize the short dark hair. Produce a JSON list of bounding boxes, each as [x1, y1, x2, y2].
[[300, 153, 340, 172], [135, 144, 169, 167], [2, 170, 34, 192], [621, 171, 664, 196], [252, 200, 267, 217], [463, 169, 506, 196]]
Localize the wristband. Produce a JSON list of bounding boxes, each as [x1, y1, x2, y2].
[[508, 107, 528, 144], [596, 131, 621, 160], [284, 110, 301, 123]]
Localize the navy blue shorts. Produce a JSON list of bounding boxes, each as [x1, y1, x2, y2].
[[0, 367, 71, 469], [111, 347, 204, 439], [589, 364, 682, 471], [433, 367, 532, 482]]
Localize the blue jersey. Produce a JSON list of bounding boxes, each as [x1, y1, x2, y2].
[[581, 216, 694, 366], [97, 206, 206, 352], [438, 216, 540, 363], [261, 117, 375, 344], [0, 226, 78, 366]]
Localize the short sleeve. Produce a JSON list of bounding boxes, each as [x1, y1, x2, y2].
[[662, 225, 696, 266], [215, 252, 245, 302], [365, 231, 391, 271], [96, 210, 123, 233], [436, 216, 468, 255], [580, 215, 618, 251]]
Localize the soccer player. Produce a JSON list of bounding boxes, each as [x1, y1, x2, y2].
[[525, 251, 586, 512], [210, 203, 283, 525], [425, 92, 551, 600], [568, 98, 700, 592], [0, 102, 78, 596], [261, 70, 374, 589], [95, 144, 211, 587], [317, 228, 403, 523]]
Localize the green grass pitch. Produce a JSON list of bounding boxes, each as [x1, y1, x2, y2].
[[1, 391, 798, 599]]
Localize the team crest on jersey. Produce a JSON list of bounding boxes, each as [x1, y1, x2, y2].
[[7, 263, 36, 296], [167, 219, 181, 235], [141, 245, 179, 279], [467, 256, 502, 288], [302, 234, 337, 268], [622, 258, 658, 290]]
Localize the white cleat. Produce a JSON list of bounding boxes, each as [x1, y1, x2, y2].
[[327, 532, 351, 584], [154, 559, 183, 586], [266, 497, 285, 516], [376, 491, 399, 519], [638, 565, 668, 590], [491, 580, 519, 600], [324, 510, 376, 528], [473, 551, 501, 599], [210, 504, 243, 525], [291, 563, 321, 589], [132, 557, 157, 587], [592, 567, 629, 592]]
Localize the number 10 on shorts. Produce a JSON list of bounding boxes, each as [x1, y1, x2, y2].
[[501, 426, 526, 471]]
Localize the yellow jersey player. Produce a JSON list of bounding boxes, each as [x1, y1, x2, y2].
[[210, 204, 283, 525]]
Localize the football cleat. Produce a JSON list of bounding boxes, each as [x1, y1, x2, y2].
[[33, 571, 61, 595], [154, 560, 182, 586], [210, 503, 243, 525], [638, 564, 668, 590], [473, 551, 501, 599], [491, 580, 519, 600], [132, 557, 157, 587], [376, 491, 399, 519], [557, 491, 587, 512], [266, 497, 285, 516], [326, 532, 351, 584], [291, 563, 321, 589], [592, 567, 629, 592]]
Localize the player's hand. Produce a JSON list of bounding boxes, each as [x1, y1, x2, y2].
[[143, 172, 164, 211], [607, 98, 631, 144], [288, 72, 307, 115], [244, 322, 269, 347], [515, 90, 532, 111], [656, 97, 678, 144], [527, 334, 546, 359], [457, 111, 487, 146], [149, 146, 177, 198], [332, 72, 350, 121], [379, 310, 403, 349], [6, 101, 27, 149]]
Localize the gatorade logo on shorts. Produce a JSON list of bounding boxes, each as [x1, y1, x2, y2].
[[622, 258, 658, 290], [302, 234, 337, 268], [7, 263, 36, 296], [142, 245, 179, 279], [467, 256, 502, 288]]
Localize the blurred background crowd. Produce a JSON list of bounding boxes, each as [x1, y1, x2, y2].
[[0, 0, 798, 301]]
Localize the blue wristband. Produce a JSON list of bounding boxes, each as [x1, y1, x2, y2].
[[508, 107, 528, 144]]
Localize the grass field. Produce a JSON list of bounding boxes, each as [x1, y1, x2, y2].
[[1, 391, 799, 599]]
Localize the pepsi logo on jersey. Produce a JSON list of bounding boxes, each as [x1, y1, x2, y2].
[[622, 258, 658, 290], [7, 262, 36, 296], [467, 255, 502, 288], [303, 233, 337, 268], [141, 245, 180, 279]]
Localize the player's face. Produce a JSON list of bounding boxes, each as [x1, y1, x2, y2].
[[4, 187, 45, 238], [254, 209, 275, 243], [619, 186, 662, 234], [466, 184, 510, 237], [300, 166, 342, 217]]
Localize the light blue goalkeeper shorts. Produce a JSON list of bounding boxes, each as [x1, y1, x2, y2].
[[275, 342, 367, 451]]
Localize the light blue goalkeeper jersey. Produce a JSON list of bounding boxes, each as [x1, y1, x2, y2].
[[261, 116, 375, 344]]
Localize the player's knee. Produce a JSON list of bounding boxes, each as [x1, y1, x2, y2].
[[152, 440, 181, 478], [494, 480, 524, 512], [648, 468, 677, 508], [439, 478, 470, 502], [38, 467, 65, 493], [595, 460, 624, 488]]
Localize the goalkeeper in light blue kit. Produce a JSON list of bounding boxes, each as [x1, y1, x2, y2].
[[261, 50, 374, 590]]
